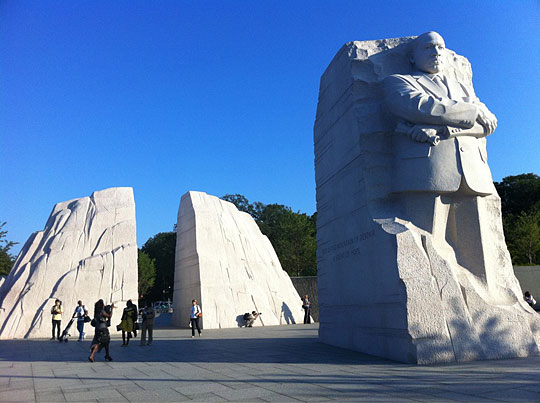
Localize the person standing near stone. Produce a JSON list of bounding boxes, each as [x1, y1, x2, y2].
[[302, 295, 311, 324], [89, 299, 114, 362], [73, 300, 88, 341], [190, 299, 202, 338], [131, 300, 138, 338], [50, 299, 63, 340], [120, 300, 137, 346], [140, 301, 156, 346]]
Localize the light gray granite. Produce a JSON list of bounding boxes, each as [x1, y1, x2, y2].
[[172, 191, 306, 329], [0, 187, 138, 339], [314, 32, 540, 364]]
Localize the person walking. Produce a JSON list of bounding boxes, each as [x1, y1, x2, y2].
[[190, 299, 202, 338], [120, 300, 137, 346], [89, 300, 114, 362], [50, 299, 63, 340], [140, 301, 156, 346], [302, 295, 311, 324], [73, 300, 88, 341]]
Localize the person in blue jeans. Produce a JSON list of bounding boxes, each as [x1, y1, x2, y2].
[[190, 299, 202, 338], [73, 300, 88, 341]]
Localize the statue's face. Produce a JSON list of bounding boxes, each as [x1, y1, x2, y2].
[[411, 32, 445, 74]]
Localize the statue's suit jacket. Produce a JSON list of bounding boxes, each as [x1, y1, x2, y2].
[[384, 72, 495, 195]]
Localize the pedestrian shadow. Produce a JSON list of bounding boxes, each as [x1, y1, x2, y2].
[[281, 302, 295, 324]]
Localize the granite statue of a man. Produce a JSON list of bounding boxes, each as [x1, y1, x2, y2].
[[385, 31, 496, 195], [314, 31, 540, 364], [384, 31, 501, 286]]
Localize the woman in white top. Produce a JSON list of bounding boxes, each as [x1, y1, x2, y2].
[[190, 299, 202, 337]]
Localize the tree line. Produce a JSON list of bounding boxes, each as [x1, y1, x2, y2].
[[2, 175, 540, 299], [495, 173, 540, 265]]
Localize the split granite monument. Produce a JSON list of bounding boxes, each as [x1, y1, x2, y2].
[[0, 188, 138, 339], [172, 191, 306, 329], [314, 32, 540, 363]]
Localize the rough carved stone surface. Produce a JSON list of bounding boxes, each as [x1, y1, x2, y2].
[[0, 188, 138, 339], [172, 191, 306, 329], [314, 36, 540, 363]]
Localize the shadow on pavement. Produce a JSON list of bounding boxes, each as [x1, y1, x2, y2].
[[0, 333, 388, 365]]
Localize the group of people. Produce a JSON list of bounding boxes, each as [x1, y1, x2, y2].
[[240, 294, 312, 327], [88, 299, 156, 362], [51, 294, 312, 360], [50, 299, 89, 341], [50, 298, 156, 362]]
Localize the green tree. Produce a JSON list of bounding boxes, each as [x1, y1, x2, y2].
[[0, 222, 18, 277], [257, 204, 314, 276], [495, 173, 540, 217], [506, 211, 540, 265], [138, 250, 156, 298], [495, 174, 540, 265], [222, 194, 264, 220], [141, 232, 176, 301], [222, 195, 317, 277]]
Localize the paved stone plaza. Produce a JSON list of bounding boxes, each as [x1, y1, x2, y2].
[[1, 322, 540, 402]]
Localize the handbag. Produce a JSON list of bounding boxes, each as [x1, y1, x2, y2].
[[197, 312, 203, 318], [83, 315, 91, 323], [90, 318, 97, 327], [134, 322, 140, 331]]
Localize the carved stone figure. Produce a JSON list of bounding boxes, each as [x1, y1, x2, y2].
[[0, 188, 138, 339], [385, 32, 496, 196], [314, 32, 540, 363], [384, 31, 502, 290]]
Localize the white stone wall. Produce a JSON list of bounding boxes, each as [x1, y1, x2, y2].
[[172, 191, 306, 329], [0, 187, 138, 339], [314, 37, 540, 363]]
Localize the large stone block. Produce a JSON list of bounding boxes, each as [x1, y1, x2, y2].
[[0, 187, 138, 339], [314, 35, 540, 363], [172, 191, 306, 328]]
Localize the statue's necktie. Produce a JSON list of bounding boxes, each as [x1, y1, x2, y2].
[[433, 75, 449, 97]]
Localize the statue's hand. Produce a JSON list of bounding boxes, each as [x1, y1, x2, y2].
[[476, 104, 497, 135], [409, 126, 440, 145]]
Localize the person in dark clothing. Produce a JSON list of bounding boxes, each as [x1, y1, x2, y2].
[[244, 311, 260, 327], [140, 301, 155, 346], [89, 300, 114, 362], [302, 295, 311, 324], [524, 291, 539, 311], [120, 300, 137, 346]]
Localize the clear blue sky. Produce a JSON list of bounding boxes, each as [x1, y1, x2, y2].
[[2, 1, 540, 254]]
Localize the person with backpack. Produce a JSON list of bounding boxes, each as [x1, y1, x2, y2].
[[73, 300, 89, 341], [89, 300, 114, 362], [244, 311, 260, 327], [140, 301, 155, 346], [190, 299, 202, 338]]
